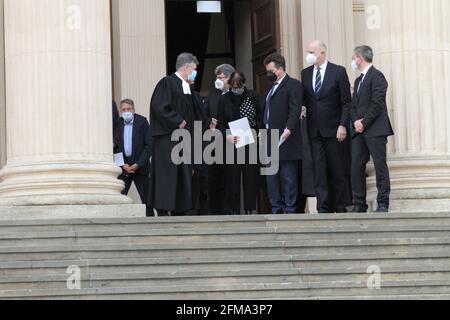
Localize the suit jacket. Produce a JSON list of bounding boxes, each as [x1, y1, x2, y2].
[[301, 62, 352, 138], [205, 88, 224, 120], [262, 74, 303, 161], [114, 114, 153, 175], [351, 66, 394, 138]]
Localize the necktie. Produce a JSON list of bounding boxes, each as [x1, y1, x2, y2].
[[264, 83, 278, 128], [357, 74, 365, 94], [315, 67, 322, 94]]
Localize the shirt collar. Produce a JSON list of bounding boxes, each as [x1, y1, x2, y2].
[[175, 72, 192, 94], [316, 60, 328, 71], [361, 64, 373, 76], [276, 74, 287, 85]]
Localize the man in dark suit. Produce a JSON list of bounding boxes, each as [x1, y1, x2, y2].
[[263, 54, 303, 214], [350, 45, 394, 213], [114, 99, 152, 205], [204, 64, 235, 215], [301, 40, 352, 214]]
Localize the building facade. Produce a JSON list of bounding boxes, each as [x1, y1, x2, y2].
[[0, 0, 449, 214]]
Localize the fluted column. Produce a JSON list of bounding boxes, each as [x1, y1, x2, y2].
[[364, 0, 450, 211], [0, 0, 132, 206], [111, 0, 166, 117]]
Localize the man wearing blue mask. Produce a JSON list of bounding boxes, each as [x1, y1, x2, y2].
[[114, 99, 152, 207], [149, 53, 217, 217]]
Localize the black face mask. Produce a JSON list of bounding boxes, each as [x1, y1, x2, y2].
[[266, 72, 278, 83]]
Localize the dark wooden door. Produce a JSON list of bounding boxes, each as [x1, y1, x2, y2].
[[251, 0, 280, 214], [251, 0, 280, 95]]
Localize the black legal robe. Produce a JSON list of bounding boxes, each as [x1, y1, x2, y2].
[[148, 74, 211, 213]]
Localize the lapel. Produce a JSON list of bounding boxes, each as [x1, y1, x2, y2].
[[131, 116, 139, 156], [119, 120, 125, 151], [360, 65, 374, 93], [270, 74, 289, 100], [305, 66, 315, 95], [356, 66, 375, 101], [354, 75, 363, 104]]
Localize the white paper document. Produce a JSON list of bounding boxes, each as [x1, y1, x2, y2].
[[228, 117, 255, 149], [114, 153, 125, 167], [278, 135, 287, 148]]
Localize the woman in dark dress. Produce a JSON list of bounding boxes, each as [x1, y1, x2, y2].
[[217, 71, 261, 215]]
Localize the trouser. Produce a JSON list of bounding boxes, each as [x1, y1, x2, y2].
[[351, 134, 391, 210]]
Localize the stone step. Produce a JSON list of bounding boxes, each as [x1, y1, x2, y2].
[[1, 225, 450, 246], [2, 265, 450, 291], [2, 280, 450, 300], [1, 213, 450, 233], [2, 251, 450, 277], [0, 237, 449, 262]]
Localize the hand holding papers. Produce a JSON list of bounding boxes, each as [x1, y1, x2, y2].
[[228, 117, 255, 149], [114, 153, 125, 167], [278, 128, 292, 148]]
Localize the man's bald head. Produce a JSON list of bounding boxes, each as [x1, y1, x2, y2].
[[306, 40, 328, 66]]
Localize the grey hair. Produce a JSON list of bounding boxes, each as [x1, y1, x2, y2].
[[354, 45, 374, 63], [215, 64, 235, 77], [318, 41, 328, 53], [176, 53, 199, 71]]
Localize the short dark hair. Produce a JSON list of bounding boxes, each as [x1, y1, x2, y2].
[[264, 53, 286, 70], [354, 45, 374, 63], [228, 71, 246, 86], [120, 99, 135, 108]]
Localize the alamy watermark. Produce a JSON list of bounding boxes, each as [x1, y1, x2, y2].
[[170, 122, 284, 176]]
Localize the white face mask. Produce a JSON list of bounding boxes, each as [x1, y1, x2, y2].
[[306, 53, 318, 65], [122, 112, 134, 123], [351, 59, 359, 72], [215, 79, 225, 91]]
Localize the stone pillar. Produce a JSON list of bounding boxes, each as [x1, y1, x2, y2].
[[0, 0, 133, 207], [299, 0, 355, 72], [364, 0, 450, 212], [111, 0, 166, 118], [0, 0, 6, 169]]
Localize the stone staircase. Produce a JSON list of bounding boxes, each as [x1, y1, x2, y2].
[[1, 213, 450, 300]]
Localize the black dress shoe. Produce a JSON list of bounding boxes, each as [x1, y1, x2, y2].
[[336, 208, 348, 214], [375, 207, 389, 213], [352, 206, 368, 213]]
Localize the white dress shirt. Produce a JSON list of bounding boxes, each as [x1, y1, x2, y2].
[[175, 72, 191, 95], [123, 119, 134, 158], [312, 60, 328, 92]]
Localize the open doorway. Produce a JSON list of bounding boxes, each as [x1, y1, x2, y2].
[[165, 0, 254, 97]]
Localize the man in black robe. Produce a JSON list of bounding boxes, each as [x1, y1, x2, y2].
[[148, 53, 216, 216]]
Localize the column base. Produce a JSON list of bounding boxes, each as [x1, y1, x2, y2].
[[0, 162, 133, 206], [369, 199, 450, 213], [0, 204, 146, 221], [367, 155, 450, 213]]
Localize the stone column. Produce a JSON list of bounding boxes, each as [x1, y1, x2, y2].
[[111, 0, 166, 118], [0, 0, 6, 169], [0, 0, 133, 208], [364, 0, 450, 211]]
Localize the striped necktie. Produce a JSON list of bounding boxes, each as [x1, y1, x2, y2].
[[315, 67, 322, 94]]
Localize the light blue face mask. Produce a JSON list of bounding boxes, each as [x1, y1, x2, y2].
[[122, 112, 134, 123], [188, 70, 198, 82]]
